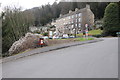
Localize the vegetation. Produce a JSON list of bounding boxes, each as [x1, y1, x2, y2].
[[57, 37, 94, 41], [42, 32, 48, 36], [88, 29, 103, 35], [29, 2, 109, 26], [75, 37, 94, 41], [102, 3, 120, 36], [2, 7, 34, 55], [77, 29, 103, 37], [2, 2, 112, 56]]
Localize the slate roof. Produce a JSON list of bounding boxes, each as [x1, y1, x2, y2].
[[57, 8, 86, 20]]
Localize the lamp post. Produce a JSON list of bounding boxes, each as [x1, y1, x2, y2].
[[74, 14, 76, 38], [74, 12, 78, 38]]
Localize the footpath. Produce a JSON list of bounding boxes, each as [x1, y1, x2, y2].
[[2, 38, 103, 63]]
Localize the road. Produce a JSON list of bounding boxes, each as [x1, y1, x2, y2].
[[2, 38, 118, 78]]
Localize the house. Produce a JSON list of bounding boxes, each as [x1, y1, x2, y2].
[[29, 26, 48, 33], [95, 20, 103, 29], [51, 4, 94, 37], [29, 26, 56, 34]]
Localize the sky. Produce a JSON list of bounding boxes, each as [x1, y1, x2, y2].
[[0, 0, 60, 10]]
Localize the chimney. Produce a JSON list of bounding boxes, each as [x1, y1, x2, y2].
[[69, 10, 72, 13], [75, 8, 78, 11], [86, 4, 90, 9]]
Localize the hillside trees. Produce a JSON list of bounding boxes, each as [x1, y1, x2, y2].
[[2, 7, 35, 55], [2, 2, 110, 55], [59, 2, 109, 19], [30, 2, 109, 26]]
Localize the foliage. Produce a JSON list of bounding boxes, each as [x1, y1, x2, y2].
[[29, 2, 109, 26], [31, 2, 61, 26], [77, 29, 103, 37], [2, 7, 34, 54], [75, 37, 94, 41], [88, 29, 103, 35], [59, 2, 109, 19], [57, 37, 94, 41], [50, 25, 55, 28], [103, 3, 120, 36], [33, 30, 41, 34], [42, 32, 48, 36], [2, 2, 111, 55]]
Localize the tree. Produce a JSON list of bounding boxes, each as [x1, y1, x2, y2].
[[51, 2, 61, 19], [103, 3, 120, 36], [2, 6, 35, 56]]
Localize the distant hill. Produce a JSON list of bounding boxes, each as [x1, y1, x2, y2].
[[26, 2, 109, 26]]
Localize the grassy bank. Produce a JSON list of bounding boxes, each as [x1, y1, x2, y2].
[[75, 37, 94, 41], [56, 37, 94, 41], [77, 29, 103, 37]]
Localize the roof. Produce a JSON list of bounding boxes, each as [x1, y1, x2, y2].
[[57, 8, 86, 20]]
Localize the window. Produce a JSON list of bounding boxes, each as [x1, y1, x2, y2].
[[72, 20, 73, 23], [69, 22, 71, 24], [79, 13, 81, 17], [72, 15, 74, 18], [79, 23, 81, 27], [69, 16, 71, 19], [72, 25, 74, 28], [79, 18, 81, 22], [76, 14, 78, 17], [75, 24, 77, 27], [76, 19, 77, 22]]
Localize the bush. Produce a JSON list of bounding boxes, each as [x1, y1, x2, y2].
[[103, 3, 120, 36], [92, 34, 102, 38], [33, 30, 41, 34], [43, 32, 48, 36]]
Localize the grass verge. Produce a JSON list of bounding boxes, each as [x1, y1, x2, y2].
[[74, 37, 94, 41], [77, 29, 103, 37]]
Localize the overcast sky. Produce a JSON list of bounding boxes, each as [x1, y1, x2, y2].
[[0, 0, 60, 10]]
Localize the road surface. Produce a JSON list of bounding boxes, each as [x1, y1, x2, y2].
[[2, 38, 118, 78]]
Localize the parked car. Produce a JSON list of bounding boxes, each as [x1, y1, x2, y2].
[[49, 37, 53, 39], [63, 34, 69, 38], [69, 36, 75, 38], [42, 36, 48, 39], [53, 36, 59, 39]]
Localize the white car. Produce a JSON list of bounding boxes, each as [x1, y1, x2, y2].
[[42, 36, 48, 39], [53, 36, 59, 39], [69, 36, 75, 38], [63, 34, 69, 38]]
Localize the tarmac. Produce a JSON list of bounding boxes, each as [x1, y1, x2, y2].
[[2, 38, 103, 63]]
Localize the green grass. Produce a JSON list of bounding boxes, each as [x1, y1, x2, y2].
[[75, 37, 94, 41], [88, 29, 103, 35], [57, 37, 94, 41], [57, 38, 68, 40], [77, 29, 103, 37]]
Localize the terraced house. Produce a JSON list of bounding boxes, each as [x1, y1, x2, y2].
[[51, 4, 94, 37]]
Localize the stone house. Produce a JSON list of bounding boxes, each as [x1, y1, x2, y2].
[[51, 4, 94, 36], [29, 26, 48, 33]]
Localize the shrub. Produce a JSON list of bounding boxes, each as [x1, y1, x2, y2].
[[103, 3, 120, 36], [43, 32, 48, 36]]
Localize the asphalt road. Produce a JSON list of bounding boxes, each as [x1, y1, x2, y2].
[[2, 37, 118, 78]]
